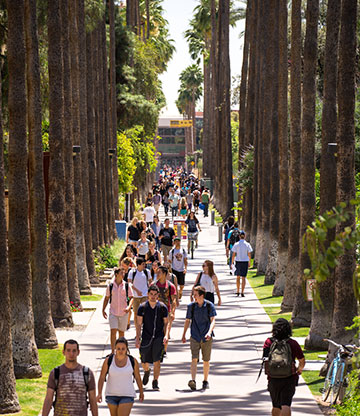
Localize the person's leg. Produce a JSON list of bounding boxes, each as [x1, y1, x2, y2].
[[179, 285, 184, 299], [236, 276, 240, 295], [110, 329, 118, 353], [107, 403, 119, 416], [153, 360, 161, 380], [271, 408, 281, 416], [280, 406, 291, 416], [117, 402, 134, 416], [203, 361, 210, 381], [142, 362, 150, 372], [241, 276, 246, 295], [191, 358, 198, 380]]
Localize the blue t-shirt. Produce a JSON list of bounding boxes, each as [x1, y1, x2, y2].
[[186, 300, 216, 342]]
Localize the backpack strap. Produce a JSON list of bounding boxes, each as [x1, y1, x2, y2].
[[109, 283, 113, 304], [83, 366, 90, 408], [52, 366, 61, 408], [105, 353, 114, 382], [125, 282, 129, 304], [128, 354, 135, 379]]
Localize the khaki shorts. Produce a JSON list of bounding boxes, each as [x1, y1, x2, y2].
[[190, 337, 213, 362], [109, 313, 129, 332], [161, 245, 173, 257], [133, 296, 147, 315]]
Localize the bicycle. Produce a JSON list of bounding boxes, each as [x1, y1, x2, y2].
[[321, 338, 358, 405], [187, 231, 198, 259]]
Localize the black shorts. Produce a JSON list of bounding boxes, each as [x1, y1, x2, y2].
[[140, 337, 164, 364], [205, 292, 215, 304], [194, 200, 200, 207], [268, 377, 296, 408], [235, 261, 249, 277], [173, 269, 185, 286]]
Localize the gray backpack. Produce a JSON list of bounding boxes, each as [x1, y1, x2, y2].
[[265, 338, 294, 378]]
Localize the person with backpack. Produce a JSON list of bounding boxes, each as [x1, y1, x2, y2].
[[169, 236, 188, 300], [128, 258, 152, 333], [135, 285, 169, 391], [102, 268, 133, 353], [42, 339, 98, 416], [97, 337, 144, 414], [230, 230, 253, 297], [182, 286, 216, 391], [190, 260, 221, 306], [263, 318, 305, 416], [226, 222, 241, 275], [201, 188, 210, 217], [223, 215, 235, 254]]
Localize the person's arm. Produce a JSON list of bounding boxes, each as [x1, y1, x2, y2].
[[231, 251, 235, 266], [41, 388, 55, 416], [125, 296, 134, 313], [96, 358, 108, 403], [197, 222, 201, 232], [248, 251, 251, 266], [135, 315, 143, 348], [133, 359, 144, 402], [182, 318, 191, 343], [205, 316, 216, 340], [88, 389, 98, 416], [184, 257, 188, 274], [102, 295, 110, 319], [191, 273, 201, 300], [158, 251, 162, 264], [163, 317, 169, 344], [213, 275, 221, 306], [126, 230, 130, 243], [297, 357, 306, 375]]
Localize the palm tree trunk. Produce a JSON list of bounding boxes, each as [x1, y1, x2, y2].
[[61, 0, 82, 308], [0, 59, 21, 414], [273, 0, 289, 296], [78, 0, 97, 281], [281, 0, 302, 311], [292, 0, 319, 327], [202, 37, 211, 178], [25, 0, 58, 348], [330, 0, 358, 344], [48, 0, 74, 328], [210, 0, 218, 188], [264, 0, 280, 285], [305, 0, 340, 350], [7, 0, 42, 378], [69, 1, 91, 294]]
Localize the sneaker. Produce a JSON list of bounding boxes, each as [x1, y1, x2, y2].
[[229, 271, 233, 275], [188, 379, 196, 391], [152, 379, 159, 390], [202, 380, 209, 389], [142, 370, 150, 386], [241, 293, 245, 297]]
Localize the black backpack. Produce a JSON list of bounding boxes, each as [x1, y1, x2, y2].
[[229, 229, 241, 246], [109, 281, 130, 305], [265, 338, 294, 378], [53, 365, 89, 408], [105, 353, 135, 381]]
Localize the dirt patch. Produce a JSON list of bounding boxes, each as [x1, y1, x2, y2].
[[315, 397, 336, 415]]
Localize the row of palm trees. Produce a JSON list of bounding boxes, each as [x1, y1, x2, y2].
[[238, 0, 358, 353], [0, 0, 121, 411]]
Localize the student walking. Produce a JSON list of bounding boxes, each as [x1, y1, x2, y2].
[[102, 268, 133, 353], [230, 230, 253, 297], [182, 286, 216, 391], [97, 337, 144, 416], [201, 188, 210, 217], [191, 260, 221, 306], [169, 237, 188, 300], [159, 218, 175, 262], [263, 319, 305, 416], [135, 285, 169, 391], [42, 340, 98, 416]]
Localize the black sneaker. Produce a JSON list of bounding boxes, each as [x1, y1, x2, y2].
[[142, 370, 150, 386], [188, 379, 196, 391], [236, 292, 240, 297], [202, 380, 209, 389], [152, 379, 159, 390], [241, 293, 245, 297]]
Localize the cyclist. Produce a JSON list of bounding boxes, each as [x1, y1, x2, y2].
[[185, 211, 201, 253]]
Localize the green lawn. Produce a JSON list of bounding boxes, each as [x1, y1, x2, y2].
[[81, 294, 103, 302], [110, 239, 126, 259], [9, 347, 64, 416], [302, 370, 325, 396]]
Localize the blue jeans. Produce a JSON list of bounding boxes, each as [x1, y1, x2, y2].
[[171, 206, 178, 217], [203, 203, 209, 217]]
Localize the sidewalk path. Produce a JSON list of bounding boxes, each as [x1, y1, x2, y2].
[[56, 208, 323, 416]]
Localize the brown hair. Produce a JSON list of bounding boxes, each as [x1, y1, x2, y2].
[[203, 260, 215, 277]]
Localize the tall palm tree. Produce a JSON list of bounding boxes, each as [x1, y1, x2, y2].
[[273, 0, 289, 296], [61, 0, 82, 307], [48, 0, 74, 327], [7, 0, 42, 378], [305, 0, 340, 350], [281, 0, 302, 312], [292, 0, 319, 327], [25, 0, 58, 348], [330, 0, 358, 344], [0, 64, 20, 413]]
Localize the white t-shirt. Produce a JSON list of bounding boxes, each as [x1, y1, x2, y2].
[[137, 239, 150, 256], [105, 356, 136, 397], [143, 206, 156, 222], [170, 247, 187, 272], [232, 240, 253, 262], [128, 268, 150, 297], [198, 273, 214, 294]]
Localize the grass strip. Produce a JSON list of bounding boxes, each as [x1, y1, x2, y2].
[[81, 294, 103, 302]]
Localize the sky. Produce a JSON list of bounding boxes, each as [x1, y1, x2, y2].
[[159, 0, 246, 117]]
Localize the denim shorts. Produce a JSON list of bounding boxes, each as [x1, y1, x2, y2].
[[105, 396, 135, 405]]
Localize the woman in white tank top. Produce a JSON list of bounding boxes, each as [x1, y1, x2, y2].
[[97, 337, 144, 415], [190, 260, 222, 306]]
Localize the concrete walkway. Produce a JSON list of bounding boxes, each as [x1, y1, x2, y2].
[[54, 208, 323, 416]]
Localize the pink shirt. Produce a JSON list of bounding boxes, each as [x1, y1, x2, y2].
[[106, 280, 133, 317]]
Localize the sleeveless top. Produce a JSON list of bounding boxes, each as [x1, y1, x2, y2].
[[105, 356, 136, 398], [198, 273, 215, 294]]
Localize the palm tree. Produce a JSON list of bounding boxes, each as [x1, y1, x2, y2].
[[61, 0, 83, 307], [305, 0, 340, 351], [330, 0, 358, 344], [25, 0, 58, 348], [273, 0, 289, 296], [48, 0, 74, 327], [281, 0, 302, 312], [0, 63, 20, 414], [7, 0, 42, 377], [292, 0, 319, 327]]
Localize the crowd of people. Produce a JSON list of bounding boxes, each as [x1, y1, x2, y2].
[[42, 165, 306, 416]]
